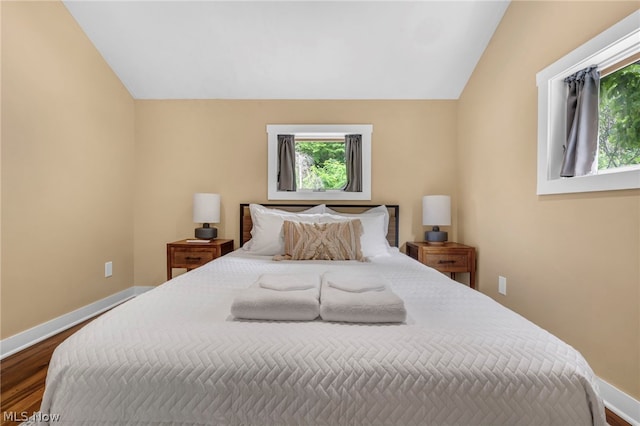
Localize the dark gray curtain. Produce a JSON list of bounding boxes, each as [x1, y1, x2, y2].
[[343, 134, 362, 192], [277, 134, 296, 191], [560, 65, 600, 177]]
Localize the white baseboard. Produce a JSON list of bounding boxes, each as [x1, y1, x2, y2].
[[0, 286, 153, 360], [598, 378, 640, 426]]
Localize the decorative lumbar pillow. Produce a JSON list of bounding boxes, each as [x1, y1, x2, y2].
[[276, 220, 365, 261]]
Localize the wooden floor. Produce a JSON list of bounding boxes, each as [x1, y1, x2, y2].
[[0, 318, 94, 426], [0, 317, 632, 426]]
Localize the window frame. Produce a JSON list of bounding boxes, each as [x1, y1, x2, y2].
[[536, 10, 640, 195], [266, 124, 372, 200]]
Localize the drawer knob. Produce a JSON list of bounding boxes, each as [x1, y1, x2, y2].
[[438, 260, 457, 264], [185, 256, 202, 262]]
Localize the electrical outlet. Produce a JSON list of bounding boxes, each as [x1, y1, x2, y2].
[[498, 276, 507, 295], [105, 261, 113, 278]]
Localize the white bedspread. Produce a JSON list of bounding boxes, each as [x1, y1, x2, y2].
[[39, 250, 605, 425]]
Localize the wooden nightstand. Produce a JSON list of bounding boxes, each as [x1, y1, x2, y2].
[[166, 239, 234, 280], [406, 242, 476, 289]]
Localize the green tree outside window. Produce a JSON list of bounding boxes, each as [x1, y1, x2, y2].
[[295, 141, 347, 190], [598, 62, 640, 170]]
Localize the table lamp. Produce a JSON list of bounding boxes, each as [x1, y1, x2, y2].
[[422, 195, 451, 243], [193, 193, 220, 239]]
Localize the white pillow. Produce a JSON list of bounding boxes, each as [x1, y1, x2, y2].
[[255, 204, 325, 216], [245, 204, 325, 255], [325, 205, 390, 236], [320, 212, 390, 258]]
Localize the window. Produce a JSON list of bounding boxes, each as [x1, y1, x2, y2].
[[267, 124, 372, 200], [536, 10, 640, 195]]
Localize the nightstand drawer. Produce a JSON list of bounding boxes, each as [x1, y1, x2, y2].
[[171, 248, 216, 267], [424, 253, 469, 271], [167, 239, 234, 280], [406, 242, 476, 289]]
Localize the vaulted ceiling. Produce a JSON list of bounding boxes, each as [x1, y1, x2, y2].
[[63, 0, 510, 100]]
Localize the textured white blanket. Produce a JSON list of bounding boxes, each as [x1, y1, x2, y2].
[[39, 250, 605, 425]]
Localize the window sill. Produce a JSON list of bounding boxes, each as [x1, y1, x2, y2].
[[537, 168, 640, 195], [268, 189, 372, 201]]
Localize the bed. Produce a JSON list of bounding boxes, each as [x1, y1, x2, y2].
[[39, 204, 605, 425]]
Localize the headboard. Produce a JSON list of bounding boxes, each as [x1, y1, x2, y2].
[[240, 204, 399, 247]]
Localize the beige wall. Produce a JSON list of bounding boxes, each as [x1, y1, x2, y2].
[[133, 100, 458, 286], [1, 1, 135, 338], [457, 1, 640, 399]]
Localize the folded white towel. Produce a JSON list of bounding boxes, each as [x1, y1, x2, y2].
[[326, 273, 388, 293], [320, 274, 406, 323], [231, 275, 321, 321], [258, 273, 321, 291]]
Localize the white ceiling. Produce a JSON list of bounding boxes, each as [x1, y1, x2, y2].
[[63, 0, 510, 100]]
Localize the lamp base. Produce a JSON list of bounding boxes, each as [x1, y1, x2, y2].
[[425, 226, 447, 244], [195, 224, 217, 240]]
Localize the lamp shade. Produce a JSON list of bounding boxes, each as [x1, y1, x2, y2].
[[193, 193, 220, 224], [422, 195, 451, 226]]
